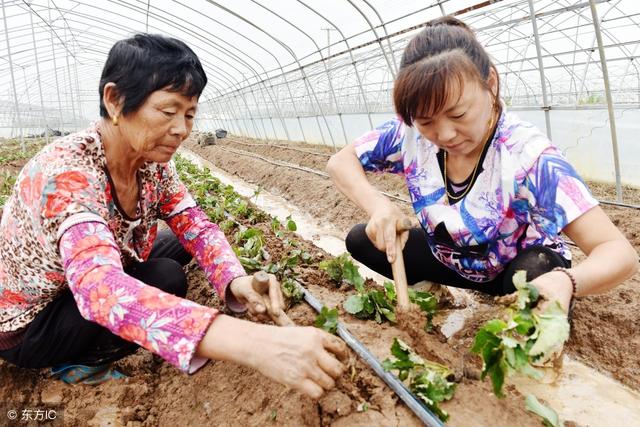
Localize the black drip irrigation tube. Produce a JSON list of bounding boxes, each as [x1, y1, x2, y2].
[[300, 285, 445, 427]]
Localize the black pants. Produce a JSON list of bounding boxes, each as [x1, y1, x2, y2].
[[0, 230, 192, 368], [345, 224, 570, 296]]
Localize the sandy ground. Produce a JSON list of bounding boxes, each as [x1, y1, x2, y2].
[[0, 134, 637, 426]]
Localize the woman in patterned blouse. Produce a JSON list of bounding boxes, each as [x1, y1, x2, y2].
[[327, 17, 637, 312], [0, 34, 345, 398]]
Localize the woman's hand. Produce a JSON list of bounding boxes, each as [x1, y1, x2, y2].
[[248, 326, 348, 398], [196, 316, 348, 399], [529, 270, 574, 314], [229, 274, 286, 320], [365, 202, 410, 263]]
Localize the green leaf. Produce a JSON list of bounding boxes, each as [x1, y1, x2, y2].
[[524, 395, 561, 427], [344, 295, 365, 314], [488, 361, 506, 398], [286, 214, 297, 231], [315, 306, 339, 334], [383, 281, 397, 303], [281, 278, 304, 305], [342, 260, 365, 292], [319, 259, 343, 284], [390, 338, 411, 361], [528, 302, 570, 361]]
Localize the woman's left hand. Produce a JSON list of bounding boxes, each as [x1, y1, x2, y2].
[[529, 270, 574, 315], [229, 274, 286, 319]]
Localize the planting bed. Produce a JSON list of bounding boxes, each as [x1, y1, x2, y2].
[[0, 133, 638, 426]]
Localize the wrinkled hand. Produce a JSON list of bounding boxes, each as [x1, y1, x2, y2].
[[530, 271, 574, 315], [230, 274, 286, 320], [250, 326, 348, 399], [365, 203, 410, 263]]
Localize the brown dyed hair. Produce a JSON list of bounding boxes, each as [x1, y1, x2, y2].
[[393, 16, 499, 125]]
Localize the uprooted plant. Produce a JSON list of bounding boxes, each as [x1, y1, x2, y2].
[[470, 270, 570, 397], [383, 338, 456, 422]]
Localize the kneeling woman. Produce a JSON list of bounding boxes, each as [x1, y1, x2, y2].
[[327, 17, 637, 311], [0, 34, 345, 397]]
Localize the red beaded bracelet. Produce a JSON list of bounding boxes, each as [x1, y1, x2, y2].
[[552, 267, 578, 297]]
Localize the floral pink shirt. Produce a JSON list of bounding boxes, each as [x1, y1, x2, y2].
[[0, 122, 245, 372]]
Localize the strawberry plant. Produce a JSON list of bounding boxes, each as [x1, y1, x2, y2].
[[233, 227, 268, 271], [281, 277, 304, 306], [382, 338, 456, 422], [314, 306, 339, 334], [319, 253, 364, 288], [344, 280, 397, 323], [470, 271, 570, 397]]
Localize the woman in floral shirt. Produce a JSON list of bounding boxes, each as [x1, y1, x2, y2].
[[328, 17, 637, 312], [0, 34, 345, 398]]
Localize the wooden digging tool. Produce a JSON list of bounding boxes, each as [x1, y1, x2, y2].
[[392, 217, 412, 310], [251, 271, 295, 326]]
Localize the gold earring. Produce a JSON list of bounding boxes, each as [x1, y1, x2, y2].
[[112, 115, 119, 126]]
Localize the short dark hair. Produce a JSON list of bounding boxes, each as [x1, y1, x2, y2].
[[99, 34, 207, 118], [393, 16, 499, 125]]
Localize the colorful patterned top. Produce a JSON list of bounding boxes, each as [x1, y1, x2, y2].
[[0, 122, 246, 372], [354, 108, 598, 283]]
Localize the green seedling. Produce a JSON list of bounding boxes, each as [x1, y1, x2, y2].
[[281, 277, 304, 306], [314, 306, 339, 334], [319, 253, 365, 289]]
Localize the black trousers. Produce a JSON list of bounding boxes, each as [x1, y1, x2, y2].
[[0, 230, 192, 368], [345, 224, 570, 296]]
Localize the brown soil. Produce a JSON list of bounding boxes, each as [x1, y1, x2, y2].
[[185, 133, 640, 391], [0, 133, 637, 426]]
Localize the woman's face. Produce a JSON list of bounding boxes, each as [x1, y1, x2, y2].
[[413, 77, 496, 158], [118, 89, 197, 163]]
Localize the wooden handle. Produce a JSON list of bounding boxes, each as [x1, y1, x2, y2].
[[251, 271, 295, 327], [251, 271, 270, 294], [392, 217, 411, 310]]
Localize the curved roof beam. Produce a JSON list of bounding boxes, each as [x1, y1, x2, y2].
[[346, 0, 396, 77], [297, 0, 375, 128], [205, 0, 337, 145]]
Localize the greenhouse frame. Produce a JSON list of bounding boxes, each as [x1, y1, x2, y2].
[[1, 0, 639, 201]]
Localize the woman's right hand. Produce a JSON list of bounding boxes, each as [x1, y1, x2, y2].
[[196, 316, 347, 399], [365, 202, 410, 263]]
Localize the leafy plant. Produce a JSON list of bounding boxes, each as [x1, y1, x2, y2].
[[319, 253, 364, 289], [264, 249, 311, 276], [281, 277, 304, 306], [232, 227, 268, 271], [344, 277, 438, 327], [409, 288, 439, 329], [285, 214, 297, 231], [470, 271, 570, 397], [314, 306, 339, 334], [344, 281, 397, 323], [383, 338, 456, 422]]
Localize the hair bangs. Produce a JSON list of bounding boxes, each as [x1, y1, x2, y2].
[[394, 49, 483, 125]]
